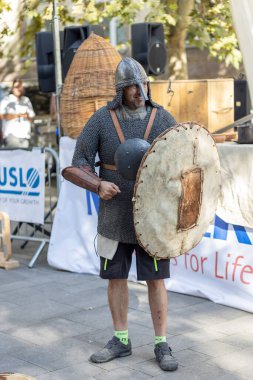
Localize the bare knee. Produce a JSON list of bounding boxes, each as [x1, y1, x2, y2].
[[146, 279, 165, 291], [108, 279, 128, 290]]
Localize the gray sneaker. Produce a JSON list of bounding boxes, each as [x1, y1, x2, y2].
[[89, 336, 132, 363], [154, 342, 178, 371]]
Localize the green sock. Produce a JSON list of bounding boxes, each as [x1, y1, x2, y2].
[[155, 336, 166, 345], [114, 330, 128, 345]]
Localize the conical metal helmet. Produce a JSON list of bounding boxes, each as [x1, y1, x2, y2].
[[115, 57, 149, 101], [107, 57, 159, 109]]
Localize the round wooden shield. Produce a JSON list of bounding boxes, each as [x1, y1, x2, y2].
[[133, 122, 221, 259]]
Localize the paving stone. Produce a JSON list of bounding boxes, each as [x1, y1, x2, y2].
[[65, 276, 107, 293], [0, 332, 37, 356], [210, 346, 253, 372], [217, 332, 253, 349], [167, 291, 209, 310], [35, 278, 106, 298], [162, 327, 227, 352], [174, 348, 211, 367], [231, 364, 253, 380], [0, 287, 55, 306], [128, 357, 164, 377], [169, 301, 247, 327], [128, 285, 151, 313], [62, 305, 112, 329], [208, 314, 253, 335], [218, 374, 251, 380], [43, 286, 108, 309], [47, 336, 101, 362], [4, 300, 81, 327], [11, 345, 64, 371], [36, 361, 108, 379], [0, 278, 34, 292], [1, 247, 252, 379], [7, 317, 96, 345], [0, 355, 48, 377], [12, 339, 101, 371], [116, 344, 156, 367], [190, 340, 242, 357], [128, 309, 154, 329], [153, 361, 237, 380], [167, 314, 207, 336], [93, 366, 152, 379], [0, 301, 21, 327]]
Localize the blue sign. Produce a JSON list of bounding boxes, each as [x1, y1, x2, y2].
[[86, 190, 99, 215], [0, 167, 40, 196], [205, 215, 252, 245]]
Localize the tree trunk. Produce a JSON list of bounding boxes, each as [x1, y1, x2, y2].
[[166, 0, 195, 80]]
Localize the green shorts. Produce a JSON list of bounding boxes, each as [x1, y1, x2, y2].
[[100, 242, 170, 281]]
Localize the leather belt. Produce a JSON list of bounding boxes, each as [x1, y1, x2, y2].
[[96, 162, 117, 171]]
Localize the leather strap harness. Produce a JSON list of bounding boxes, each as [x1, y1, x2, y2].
[[97, 108, 157, 171]]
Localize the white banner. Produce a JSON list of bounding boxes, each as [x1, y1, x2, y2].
[[49, 137, 100, 275], [48, 137, 253, 313], [166, 217, 253, 313], [0, 149, 45, 224]]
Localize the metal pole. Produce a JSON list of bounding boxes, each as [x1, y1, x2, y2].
[[109, 18, 118, 46], [52, 0, 63, 139]]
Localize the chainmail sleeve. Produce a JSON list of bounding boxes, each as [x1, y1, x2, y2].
[[72, 108, 102, 171]]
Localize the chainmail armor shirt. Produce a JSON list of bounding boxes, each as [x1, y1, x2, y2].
[[72, 105, 176, 244], [116, 104, 148, 121], [96, 104, 149, 258]]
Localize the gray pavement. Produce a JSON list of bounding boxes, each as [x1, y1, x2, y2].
[[0, 241, 253, 380]]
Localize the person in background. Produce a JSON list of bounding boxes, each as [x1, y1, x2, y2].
[[71, 57, 178, 372], [0, 78, 35, 148]]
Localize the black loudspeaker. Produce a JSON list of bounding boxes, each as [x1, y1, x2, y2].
[[234, 80, 251, 121], [131, 23, 167, 75], [62, 25, 91, 80], [36, 25, 101, 90], [36, 32, 56, 93]]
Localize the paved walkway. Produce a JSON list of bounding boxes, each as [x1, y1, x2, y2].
[[0, 241, 253, 380]]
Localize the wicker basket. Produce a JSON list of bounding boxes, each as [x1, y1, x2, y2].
[[60, 33, 121, 139]]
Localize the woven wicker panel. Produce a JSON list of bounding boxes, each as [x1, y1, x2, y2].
[[61, 33, 121, 139], [61, 95, 112, 138]]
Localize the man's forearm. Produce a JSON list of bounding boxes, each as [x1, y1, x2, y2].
[[62, 165, 102, 193]]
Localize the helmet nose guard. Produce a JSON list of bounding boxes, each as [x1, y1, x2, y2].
[[115, 57, 149, 101]]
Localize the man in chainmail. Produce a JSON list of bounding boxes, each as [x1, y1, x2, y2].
[[72, 57, 178, 371]]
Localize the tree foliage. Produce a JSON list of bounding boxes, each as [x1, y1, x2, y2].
[[0, 0, 241, 78], [188, 0, 241, 69], [0, 0, 13, 53]]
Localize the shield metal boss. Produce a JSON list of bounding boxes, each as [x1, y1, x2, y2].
[[114, 138, 151, 180], [133, 122, 221, 259]]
